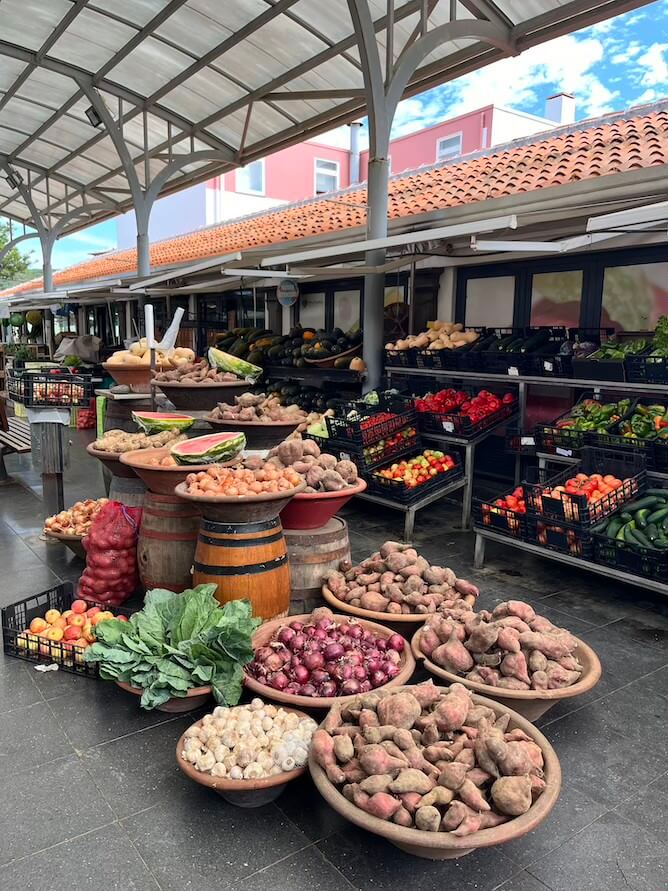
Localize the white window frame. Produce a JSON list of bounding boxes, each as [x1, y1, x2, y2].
[[314, 157, 340, 195], [236, 159, 265, 195], [436, 132, 463, 163]]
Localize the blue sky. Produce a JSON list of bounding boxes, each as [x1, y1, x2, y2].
[[10, 0, 668, 277]]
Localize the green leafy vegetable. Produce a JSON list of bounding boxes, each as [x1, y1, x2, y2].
[[86, 585, 260, 709]]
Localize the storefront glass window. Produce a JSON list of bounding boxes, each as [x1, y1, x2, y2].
[[466, 276, 515, 326], [333, 289, 360, 332], [299, 291, 326, 329], [530, 271, 582, 327], [601, 262, 668, 331]]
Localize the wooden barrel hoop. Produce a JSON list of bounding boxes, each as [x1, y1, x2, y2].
[[284, 516, 351, 615]]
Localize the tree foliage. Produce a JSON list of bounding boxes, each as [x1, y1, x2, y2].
[[0, 221, 34, 286]]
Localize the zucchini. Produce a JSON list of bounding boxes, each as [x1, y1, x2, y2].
[[520, 330, 551, 353], [645, 522, 659, 542], [635, 508, 651, 528], [606, 517, 625, 539], [647, 506, 668, 525]]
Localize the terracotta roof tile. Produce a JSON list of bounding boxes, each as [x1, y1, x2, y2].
[[3, 104, 668, 299]]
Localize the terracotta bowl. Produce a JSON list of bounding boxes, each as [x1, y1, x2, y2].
[[43, 529, 86, 560], [86, 443, 139, 479], [175, 707, 311, 807], [304, 344, 362, 368], [321, 584, 431, 627], [174, 479, 306, 523], [280, 478, 367, 530], [103, 363, 157, 393], [309, 685, 561, 859], [152, 380, 248, 411], [115, 680, 211, 713], [243, 612, 415, 709], [119, 447, 221, 495], [205, 416, 302, 449], [411, 626, 602, 722]]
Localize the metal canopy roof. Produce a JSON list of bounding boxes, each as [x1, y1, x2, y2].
[[0, 0, 653, 241]]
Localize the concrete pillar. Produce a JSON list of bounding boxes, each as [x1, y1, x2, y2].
[[362, 157, 390, 391]]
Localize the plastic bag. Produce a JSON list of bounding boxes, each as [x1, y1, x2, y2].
[[78, 501, 142, 606]]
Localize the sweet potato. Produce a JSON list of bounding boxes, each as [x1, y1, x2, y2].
[[357, 572, 381, 586], [546, 663, 581, 689], [411, 680, 441, 708], [423, 743, 454, 764], [385, 552, 410, 573], [476, 667, 501, 686], [380, 740, 408, 761], [518, 631, 572, 660], [500, 652, 531, 685], [341, 759, 366, 783], [454, 748, 476, 767], [432, 630, 475, 673], [312, 730, 345, 784], [473, 652, 502, 667], [359, 773, 393, 794], [458, 778, 491, 811], [387, 602, 402, 614], [423, 566, 447, 585], [452, 814, 483, 836], [359, 709, 379, 729], [399, 565, 423, 580], [380, 540, 405, 558], [531, 670, 549, 690], [415, 805, 441, 832], [377, 692, 422, 730], [467, 767, 492, 787], [359, 744, 406, 776], [399, 791, 422, 814], [495, 600, 536, 622], [453, 578, 479, 598], [322, 709, 342, 733], [365, 792, 402, 821], [496, 677, 530, 690], [432, 692, 470, 732], [496, 616, 532, 634], [333, 735, 355, 763], [438, 762, 468, 790], [478, 811, 510, 829], [496, 626, 521, 653], [530, 775, 547, 797], [393, 806, 414, 827], [465, 622, 499, 654], [504, 728, 532, 743], [558, 654, 582, 672], [389, 768, 435, 795], [498, 741, 533, 777], [441, 801, 474, 831], [528, 650, 548, 673], [529, 615, 556, 633], [420, 786, 455, 807], [491, 774, 533, 815], [360, 591, 390, 612]]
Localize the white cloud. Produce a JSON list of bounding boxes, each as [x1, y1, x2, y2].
[[636, 88, 659, 102], [636, 43, 668, 86], [611, 43, 642, 64], [60, 229, 115, 250]]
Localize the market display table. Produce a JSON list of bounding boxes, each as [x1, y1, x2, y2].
[[473, 526, 668, 597]]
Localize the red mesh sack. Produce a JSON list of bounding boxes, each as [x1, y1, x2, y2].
[[78, 501, 142, 607]]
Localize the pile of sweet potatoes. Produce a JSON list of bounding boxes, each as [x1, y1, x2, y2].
[[325, 541, 479, 615], [311, 681, 546, 835], [418, 600, 583, 691]]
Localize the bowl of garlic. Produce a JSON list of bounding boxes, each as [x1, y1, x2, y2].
[[176, 698, 317, 807]]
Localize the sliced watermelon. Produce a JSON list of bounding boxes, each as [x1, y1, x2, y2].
[[132, 411, 195, 434], [171, 431, 246, 465]]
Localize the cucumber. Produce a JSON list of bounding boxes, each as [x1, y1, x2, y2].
[[645, 522, 659, 542], [623, 521, 637, 543], [653, 537, 668, 549], [644, 488, 668, 499], [623, 496, 662, 512], [619, 511, 633, 523], [647, 506, 668, 525], [635, 508, 651, 529], [606, 517, 625, 539], [616, 521, 631, 541], [630, 527, 654, 548]]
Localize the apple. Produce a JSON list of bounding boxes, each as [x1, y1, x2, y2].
[[68, 614, 86, 628], [52, 616, 68, 630], [46, 627, 64, 642], [44, 609, 61, 624], [29, 617, 48, 635], [86, 606, 101, 619], [71, 599, 88, 615], [63, 625, 80, 642], [91, 611, 113, 626], [62, 609, 74, 620], [116, 614, 128, 623], [83, 622, 95, 643]]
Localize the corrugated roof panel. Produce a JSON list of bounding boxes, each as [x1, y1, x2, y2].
[[107, 37, 193, 96], [160, 71, 248, 122], [0, 0, 71, 50], [49, 9, 136, 70]]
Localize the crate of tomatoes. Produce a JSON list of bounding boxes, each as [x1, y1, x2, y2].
[[330, 424, 419, 472], [326, 392, 416, 446], [524, 446, 646, 527], [526, 518, 594, 559], [367, 448, 462, 502], [473, 485, 528, 539], [414, 387, 517, 438]]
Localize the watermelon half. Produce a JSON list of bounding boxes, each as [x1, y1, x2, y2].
[[132, 411, 195, 434], [171, 431, 246, 465]]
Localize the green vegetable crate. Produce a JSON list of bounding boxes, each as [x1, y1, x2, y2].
[[571, 332, 654, 382], [591, 488, 668, 581], [625, 316, 668, 383], [590, 398, 668, 470], [1, 582, 134, 678], [534, 393, 632, 456]]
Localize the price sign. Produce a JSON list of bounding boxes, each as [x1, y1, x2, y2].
[[521, 436, 535, 447], [543, 361, 554, 372], [556, 447, 573, 457], [508, 366, 519, 376], [338, 451, 351, 462], [442, 421, 455, 433]]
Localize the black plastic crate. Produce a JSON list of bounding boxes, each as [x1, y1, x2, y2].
[[385, 348, 418, 369], [589, 398, 665, 469], [481, 328, 564, 376], [330, 424, 419, 472], [571, 332, 654, 382], [326, 393, 416, 446], [414, 327, 487, 371], [592, 530, 668, 582], [415, 387, 517, 439], [534, 393, 632, 456], [625, 351, 668, 384], [655, 439, 668, 473], [527, 516, 593, 559], [365, 450, 463, 503], [10, 368, 93, 407], [505, 427, 537, 456], [524, 446, 646, 526], [473, 492, 528, 540], [531, 328, 615, 379], [1, 582, 134, 678]]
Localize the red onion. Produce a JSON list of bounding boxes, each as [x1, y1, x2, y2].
[[338, 635, 353, 650], [385, 662, 401, 679], [369, 669, 387, 687], [264, 652, 285, 672], [316, 618, 334, 632], [286, 682, 301, 694], [376, 638, 387, 652], [386, 633, 405, 653], [339, 623, 352, 635], [340, 663, 353, 681], [340, 679, 361, 695], [303, 651, 325, 671], [348, 624, 363, 640], [320, 680, 337, 697], [310, 668, 329, 686], [269, 671, 288, 690], [352, 665, 368, 681], [288, 633, 306, 651], [290, 621, 304, 632], [385, 649, 401, 665], [293, 664, 310, 684], [367, 658, 383, 674], [359, 680, 372, 693], [345, 651, 363, 666], [255, 646, 273, 662], [277, 626, 296, 645], [300, 683, 317, 697], [312, 628, 328, 641], [324, 642, 345, 661]]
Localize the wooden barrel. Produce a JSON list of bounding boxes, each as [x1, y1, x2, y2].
[[138, 493, 200, 593], [284, 516, 350, 615], [104, 398, 152, 433], [192, 516, 290, 620], [109, 475, 146, 507]]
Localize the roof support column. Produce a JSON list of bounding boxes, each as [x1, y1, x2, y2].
[[348, 0, 515, 389]]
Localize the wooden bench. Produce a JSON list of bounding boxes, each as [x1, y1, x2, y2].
[[0, 397, 32, 482]]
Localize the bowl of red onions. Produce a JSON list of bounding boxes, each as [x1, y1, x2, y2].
[[244, 606, 416, 709]]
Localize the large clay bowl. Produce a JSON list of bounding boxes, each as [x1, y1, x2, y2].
[[243, 612, 415, 709], [43, 529, 85, 560], [309, 685, 561, 859], [174, 480, 306, 523], [115, 681, 211, 713], [205, 416, 302, 449], [153, 380, 248, 411], [103, 363, 157, 393], [176, 708, 310, 807], [321, 584, 430, 627], [86, 443, 138, 479], [280, 479, 367, 530], [411, 626, 601, 722], [119, 447, 219, 495]]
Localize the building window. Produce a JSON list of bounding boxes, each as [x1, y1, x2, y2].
[[236, 160, 265, 195], [436, 134, 462, 162], [601, 262, 668, 331], [531, 270, 583, 327], [315, 158, 340, 194], [465, 276, 515, 327]]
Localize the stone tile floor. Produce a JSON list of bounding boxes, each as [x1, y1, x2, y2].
[[0, 434, 666, 890]]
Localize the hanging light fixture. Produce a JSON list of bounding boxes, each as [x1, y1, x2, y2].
[[4, 167, 24, 190], [84, 105, 103, 128]]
